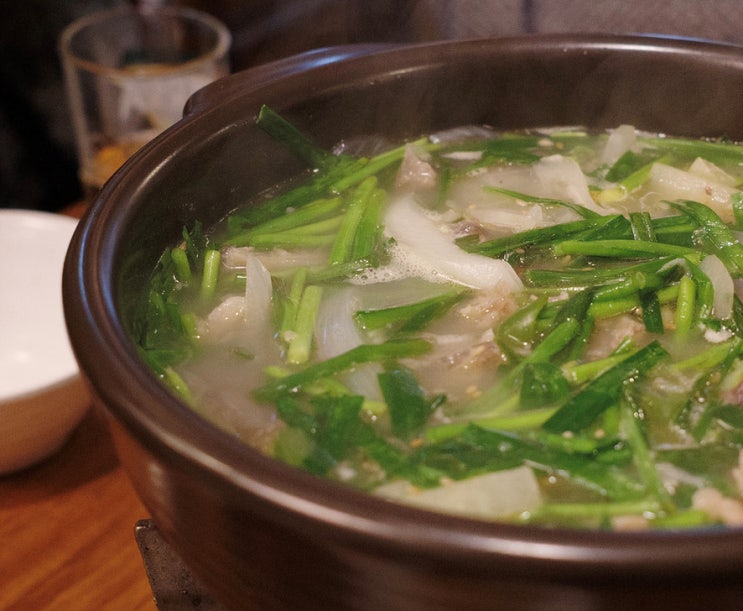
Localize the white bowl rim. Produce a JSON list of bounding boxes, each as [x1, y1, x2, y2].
[[0, 209, 80, 403]]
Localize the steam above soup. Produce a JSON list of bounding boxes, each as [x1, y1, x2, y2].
[[136, 108, 743, 530]]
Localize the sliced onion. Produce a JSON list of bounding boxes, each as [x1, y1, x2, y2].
[[600, 124, 636, 166], [314, 288, 365, 360], [375, 466, 542, 520], [191, 252, 286, 369], [428, 125, 497, 144], [200, 295, 246, 342], [448, 154, 606, 222], [382, 194, 522, 292], [447, 164, 535, 213], [314, 287, 382, 400], [463, 201, 544, 233], [222, 245, 327, 273], [533, 154, 605, 213], [197, 253, 273, 349], [700, 254, 734, 320], [647, 163, 737, 223], [689, 157, 738, 187], [243, 252, 273, 341]]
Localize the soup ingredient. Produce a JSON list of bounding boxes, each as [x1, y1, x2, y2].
[[375, 466, 542, 520], [135, 109, 743, 529]]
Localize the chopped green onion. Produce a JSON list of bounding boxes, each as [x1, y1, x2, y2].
[[542, 341, 669, 433], [199, 249, 221, 303], [253, 339, 433, 402]]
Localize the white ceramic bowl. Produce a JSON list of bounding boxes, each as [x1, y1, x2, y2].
[[0, 209, 88, 475]]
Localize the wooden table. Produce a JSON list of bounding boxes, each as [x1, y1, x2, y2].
[[0, 202, 155, 610], [0, 408, 156, 610]]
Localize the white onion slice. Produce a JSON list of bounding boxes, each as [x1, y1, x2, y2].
[[382, 195, 522, 292], [375, 466, 542, 520], [700, 254, 734, 320], [314, 288, 381, 400], [647, 163, 737, 223], [463, 202, 544, 234], [314, 288, 364, 360], [243, 252, 273, 340], [689, 157, 738, 187], [222, 245, 327, 273], [201, 295, 246, 342], [533, 154, 605, 213], [600, 124, 636, 166], [448, 154, 607, 222]]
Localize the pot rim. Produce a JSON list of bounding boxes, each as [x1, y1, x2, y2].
[[64, 33, 743, 581]]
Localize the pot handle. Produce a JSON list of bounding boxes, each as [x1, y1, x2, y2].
[[183, 44, 400, 118]]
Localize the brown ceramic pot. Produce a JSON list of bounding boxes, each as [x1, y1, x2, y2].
[[64, 36, 743, 610]]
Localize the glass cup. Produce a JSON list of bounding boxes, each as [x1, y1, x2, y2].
[[59, 6, 231, 198]]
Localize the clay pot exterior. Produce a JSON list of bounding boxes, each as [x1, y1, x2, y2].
[[64, 36, 743, 610]]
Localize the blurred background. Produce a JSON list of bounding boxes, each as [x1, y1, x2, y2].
[[3, 0, 743, 213]]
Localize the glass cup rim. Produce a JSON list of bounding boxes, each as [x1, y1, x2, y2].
[[59, 5, 231, 79]]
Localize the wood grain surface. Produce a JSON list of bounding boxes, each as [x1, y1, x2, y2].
[[0, 408, 155, 610], [0, 202, 155, 610]]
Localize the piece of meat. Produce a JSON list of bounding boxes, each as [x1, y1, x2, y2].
[[584, 314, 648, 360], [692, 487, 743, 527]]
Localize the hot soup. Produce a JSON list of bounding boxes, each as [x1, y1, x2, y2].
[[134, 109, 743, 530]]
